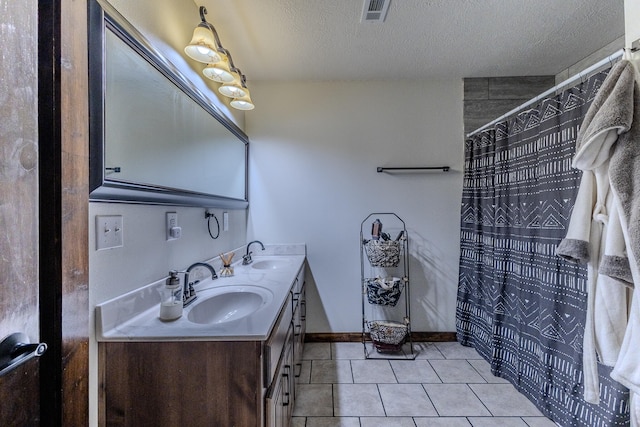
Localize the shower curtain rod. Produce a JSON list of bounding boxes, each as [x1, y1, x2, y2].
[[466, 48, 625, 137]]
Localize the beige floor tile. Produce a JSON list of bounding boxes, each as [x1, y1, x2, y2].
[[332, 342, 366, 359], [297, 360, 312, 384], [469, 384, 543, 417], [468, 416, 529, 426], [434, 342, 483, 359], [424, 384, 492, 417], [293, 384, 334, 417], [378, 383, 438, 416], [429, 359, 486, 383], [311, 360, 353, 383], [414, 417, 472, 426], [391, 359, 441, 383], [467, 359, 510, 384], [360, 417, 416, 427], [303, 342, 332, 360], [364, 342, 415, 359], [351, 359, 396, 383], [522, 416, 557, 427], [305, 417, 360, 427], [298, 342, 557, 426], [292, 417, 306, 427], [413, 342, 445, 359], [333, 383, 385, 417]]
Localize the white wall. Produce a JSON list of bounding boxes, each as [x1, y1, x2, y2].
[[246, 79, 464, 333], [626, 0, 640, 47]]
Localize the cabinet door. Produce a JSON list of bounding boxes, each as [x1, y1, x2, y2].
[[266, 324, 294, 427], [282, 326, 294, 423], [265, 293, 293, 385], [265, 372, 285, 427]]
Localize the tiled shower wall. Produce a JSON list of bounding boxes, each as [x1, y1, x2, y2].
[[464, 35, 625, 136], [463, 76, 554, 135]]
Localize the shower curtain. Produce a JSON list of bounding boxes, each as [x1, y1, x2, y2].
[[456, 69, 630, 426]]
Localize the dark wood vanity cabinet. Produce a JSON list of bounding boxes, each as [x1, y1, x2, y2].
[[99, 340, 264, 426], [99, 263, 307, 427], [266, 263, 306, 427]]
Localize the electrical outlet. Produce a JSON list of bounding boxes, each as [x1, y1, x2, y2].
[[95, 215, 123, 250], [166, 212, 181, 241]]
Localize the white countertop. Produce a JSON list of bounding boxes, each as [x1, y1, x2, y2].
[[96, 246, 305, 342]]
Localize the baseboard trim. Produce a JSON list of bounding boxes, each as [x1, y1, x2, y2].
[[305, 332, 457, 343]]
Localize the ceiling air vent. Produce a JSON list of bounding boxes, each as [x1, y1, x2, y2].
[[361, 0, 390, 23]]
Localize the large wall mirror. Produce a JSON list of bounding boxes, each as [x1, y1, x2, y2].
[[89, 0, 248, 208]]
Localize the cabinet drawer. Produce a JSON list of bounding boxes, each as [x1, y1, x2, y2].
[[264, 292, 293, 386], [265, 323, 294, 427]]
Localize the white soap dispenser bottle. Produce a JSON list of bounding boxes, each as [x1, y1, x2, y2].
[[159, 270, 183, 321]]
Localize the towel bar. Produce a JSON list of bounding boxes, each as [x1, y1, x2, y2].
[[376, 166, 450, 173]]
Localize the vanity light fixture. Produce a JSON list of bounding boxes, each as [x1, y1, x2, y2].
[[202, 52, 234, 83], [230, 90, 255, 111], [185, 6, 254, 110]]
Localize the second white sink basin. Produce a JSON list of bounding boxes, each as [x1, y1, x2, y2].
[[187, 286, 273, 325], [251, 259, 291, 270]]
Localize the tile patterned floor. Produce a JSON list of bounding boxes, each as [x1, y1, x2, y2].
[[292, 342, 557, 427]]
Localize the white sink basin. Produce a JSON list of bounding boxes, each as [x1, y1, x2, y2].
[[187, 286, 273, 325], [251, 259, 291, 270]]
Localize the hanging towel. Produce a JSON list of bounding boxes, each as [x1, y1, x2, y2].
[[556, 59, 636, 405], [609, 60, 640, 408]]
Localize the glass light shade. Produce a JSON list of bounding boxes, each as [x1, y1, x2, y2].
[[202, 55, 234, 83], [230, 91, 255, 110], [218, 74, 248, 98], [184, 25, 221, 64]]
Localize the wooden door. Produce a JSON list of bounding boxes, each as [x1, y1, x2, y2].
[[1, 0, 89, 425], [0, 0, 42, 424]]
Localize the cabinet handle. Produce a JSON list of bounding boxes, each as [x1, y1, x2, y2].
[[301, 300, 306, 321], [294, 362, 302, 378], [294, 324, 302, 337], [282, 365, 291, 406]]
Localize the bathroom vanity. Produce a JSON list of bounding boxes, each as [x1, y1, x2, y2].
[[96, 249, 306, 427]]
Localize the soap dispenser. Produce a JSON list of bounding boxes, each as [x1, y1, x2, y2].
[[159, 270, 183, 321]]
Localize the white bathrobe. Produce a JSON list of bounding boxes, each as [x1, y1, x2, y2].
[[556, 59, 636, 406], [608, 58, 640, 425]]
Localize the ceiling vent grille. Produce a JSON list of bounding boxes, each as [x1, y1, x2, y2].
[[361, 0, 390, 23]]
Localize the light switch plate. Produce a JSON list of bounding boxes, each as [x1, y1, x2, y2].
[[223, 212, 229, 231], [95, 215, 123, 250]]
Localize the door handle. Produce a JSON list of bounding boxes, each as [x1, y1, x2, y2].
[[0, 332, 47, 376]]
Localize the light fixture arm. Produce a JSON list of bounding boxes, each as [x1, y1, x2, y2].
[[198, 6, 247, 86], [218, 47, 247, 87], [198, 7, 225, 52]]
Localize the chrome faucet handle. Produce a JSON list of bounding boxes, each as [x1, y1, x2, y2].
[[242, 252, 253, 265]]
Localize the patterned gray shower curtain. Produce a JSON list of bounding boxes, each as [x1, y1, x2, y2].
[[456, 69, 630, 426]]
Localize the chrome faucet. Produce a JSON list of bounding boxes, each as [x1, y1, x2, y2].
[[183, 262, 217, 307], [242, 240, 265, 265]]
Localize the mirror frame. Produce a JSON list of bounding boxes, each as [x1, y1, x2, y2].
[[88, 0, 249, 209]]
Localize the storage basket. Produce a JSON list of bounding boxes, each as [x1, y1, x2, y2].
[[364, 240, 401, 267], [367, 320, 408, 352], [365, 277, 403, 306]]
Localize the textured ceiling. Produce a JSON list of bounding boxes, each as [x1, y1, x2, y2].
[[196, 0, 625, 82]]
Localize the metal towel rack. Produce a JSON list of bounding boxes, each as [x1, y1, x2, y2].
[[377, 166, 450, 173]]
